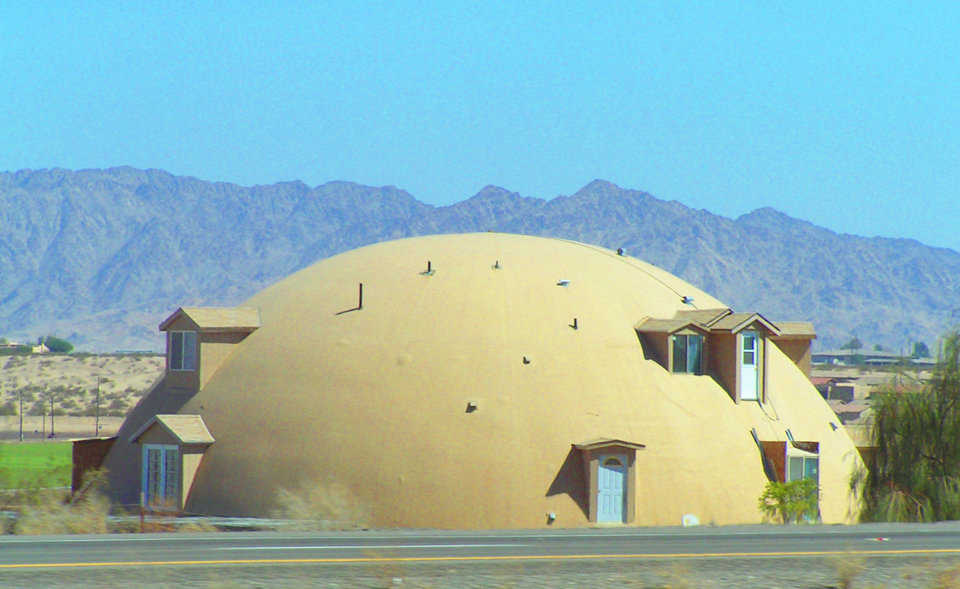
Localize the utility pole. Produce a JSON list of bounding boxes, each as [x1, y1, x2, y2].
[[49, 398, 55, 438], [18, 389, 23, 442]]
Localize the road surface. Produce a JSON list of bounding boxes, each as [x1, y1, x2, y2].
[[3, 524, 960, 587]]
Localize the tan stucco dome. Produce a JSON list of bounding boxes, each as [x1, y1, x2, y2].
[[104, 233, 863, 528]]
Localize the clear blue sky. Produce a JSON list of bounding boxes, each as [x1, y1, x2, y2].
[[2, 2, 958, 249]]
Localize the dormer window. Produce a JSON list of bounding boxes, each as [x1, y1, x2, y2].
[[671, 334, 703, 374], [169, 331, 197, 371], [637, 308, 812, 404]]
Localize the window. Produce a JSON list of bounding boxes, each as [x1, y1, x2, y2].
[[672, 334, 703, 374], [742, 332, 756, 365], [142, 444, 179, 508], [169, 331, 197, 371], [787, 455, 819, 483]]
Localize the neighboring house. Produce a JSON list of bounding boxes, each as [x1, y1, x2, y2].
[[827, 400, 871, 424], [91, 233, 864, 528], [812, 349, 920, 367]]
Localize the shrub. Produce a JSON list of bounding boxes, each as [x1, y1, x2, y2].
[[42, 336, 73, 354], [758, 479, 819, 524], [271, 482, 370, 530]]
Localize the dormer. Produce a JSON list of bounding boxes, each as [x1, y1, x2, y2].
[[158, 306, 261, 391], [636, 308, 816, 404], [634, 318, 710, 375], [703, 312, 779, 403]]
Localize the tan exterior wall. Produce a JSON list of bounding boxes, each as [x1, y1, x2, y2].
[[640, 333, 669, 368], [775, 339, 812, 376], [103, 380, 196, 507], [709, 332, 737, 400], [199, 331, 248, 389], [181, 445, 207, 507]]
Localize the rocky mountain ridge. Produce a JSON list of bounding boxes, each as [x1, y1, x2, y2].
[[2, 167, 958, 351]]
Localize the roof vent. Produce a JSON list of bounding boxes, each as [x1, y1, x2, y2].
[[556, 279, 570, 287], [682, 296, 694, 304], [617, 248, 624, 256]]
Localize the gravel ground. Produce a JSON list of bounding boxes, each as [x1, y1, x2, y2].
[[4, 555, 960, 588]]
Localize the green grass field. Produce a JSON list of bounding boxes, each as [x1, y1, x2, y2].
[[0, 442, 72, 489]]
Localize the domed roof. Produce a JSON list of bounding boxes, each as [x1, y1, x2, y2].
[[105, 233, 862, 528]]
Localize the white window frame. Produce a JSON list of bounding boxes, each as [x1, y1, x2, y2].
[[785, 446, 819, 483], [142, 443, 180, 509], [168, 331, 197, 371]]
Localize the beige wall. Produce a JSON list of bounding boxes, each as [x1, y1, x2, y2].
[[181, 445, 207, 508], [775, 338, 813, 376], [640, 333, 668, 367], [709, 332, 737, 401], [199, 331, 248, 389]]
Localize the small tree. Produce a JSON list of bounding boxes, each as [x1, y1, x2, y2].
[[758, 479, 819, 524], [42, 336, 73, 354], [912, 341, 931, 358], [841, 336, 863, 350]]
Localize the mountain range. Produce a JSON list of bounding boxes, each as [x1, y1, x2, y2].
[[2, 167, 958, 352]]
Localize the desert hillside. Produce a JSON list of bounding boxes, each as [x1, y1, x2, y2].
[[0, 354, 163, 420]]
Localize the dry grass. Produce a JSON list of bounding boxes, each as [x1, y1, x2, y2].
[[14, 491, 111, 534], [271, 481, 370, 530], [828, 552, 867, 589], [931, 564, 960, 589]]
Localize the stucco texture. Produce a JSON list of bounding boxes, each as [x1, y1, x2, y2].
[[103, 233, 863, 528]]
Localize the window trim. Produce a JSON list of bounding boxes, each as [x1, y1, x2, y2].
[[168, 331, 197, 372]]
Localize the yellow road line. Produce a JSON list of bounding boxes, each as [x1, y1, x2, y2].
[[5, 548, 960, 569]]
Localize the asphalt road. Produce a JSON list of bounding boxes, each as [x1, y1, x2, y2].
[[4, 524, 960, 587]]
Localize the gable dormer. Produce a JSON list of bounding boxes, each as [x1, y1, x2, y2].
[[635, 318, 711, 375], [636, 308, 815, 404], [704, 312, 780, 403], [159, 306, 261, 391]]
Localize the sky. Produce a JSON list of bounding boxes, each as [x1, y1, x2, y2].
[[2, 2, 958, 250]]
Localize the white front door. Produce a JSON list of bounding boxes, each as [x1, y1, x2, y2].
[[740, 331, 758, 400], [597, 455, 627, 523]]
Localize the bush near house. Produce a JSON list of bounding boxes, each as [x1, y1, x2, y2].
[[758, 479, 819, 524]]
